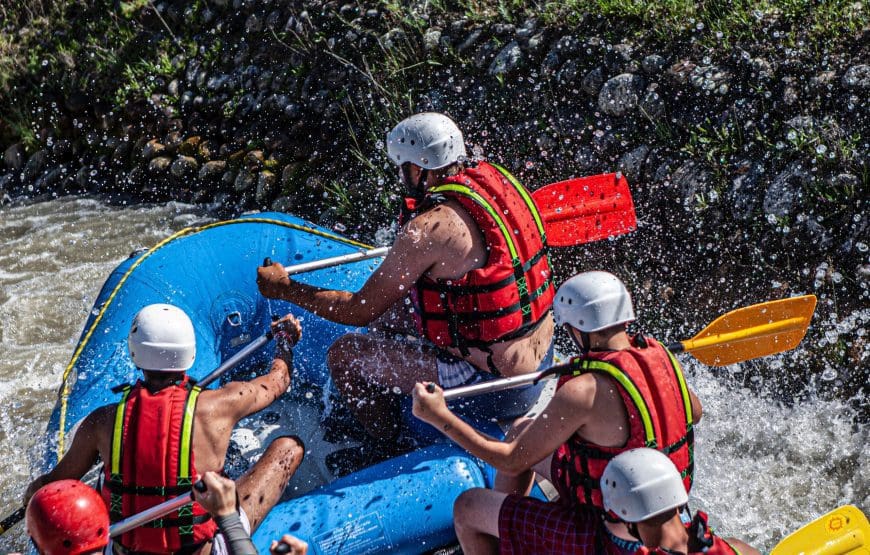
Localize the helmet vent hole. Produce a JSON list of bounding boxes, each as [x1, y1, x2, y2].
[[63, 540, 73, 548], [97, 528, 105, 536], [410, 140, 415, 145]]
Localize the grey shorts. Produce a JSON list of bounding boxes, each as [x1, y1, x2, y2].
[[210, 507, 251, 555], [436, 340, 555, 389]]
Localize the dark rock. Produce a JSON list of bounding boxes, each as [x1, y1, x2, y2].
[[842, 64, 870, 90], [199, 160, 227, 180], [170, 156, 199, 178], [3, 144, 24, 171], [580, 67, 604, 96], [617, 145, 649, 184], [728, 161, 765, 220], [763, 162, 809, 217], [271, 195, 294, 212], [457, 29, 483, 54], [556, 60, 580, 85], [598, 73, 643, 116], [255, 170, 277, 205], [640, 84, 665, 119], [142, 140, 167, 160], [671, 160, 714, 212], [23, 150, 49, 181], [642, 54, 666, 75], [234, 170, 256, 192], [423, 28, 441, 52], [148, 156, 173, 174], [489, 41, 522, 76]]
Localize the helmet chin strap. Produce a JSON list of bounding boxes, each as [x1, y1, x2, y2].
[[568, 326, 592, 355]]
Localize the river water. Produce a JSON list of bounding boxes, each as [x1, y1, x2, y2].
[[0, 197, 866, 552]]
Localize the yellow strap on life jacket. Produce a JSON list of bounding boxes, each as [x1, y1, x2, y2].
[[665, 347, 694, 428], [488, 162, 547, 240], [178, 386, 200, 479], [110, 386, 132, 475]]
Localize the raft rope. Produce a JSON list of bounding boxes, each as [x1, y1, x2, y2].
[[56, 217, 373, 457]]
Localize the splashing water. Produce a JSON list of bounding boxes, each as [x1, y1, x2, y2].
[[0, 198, 865, 552]]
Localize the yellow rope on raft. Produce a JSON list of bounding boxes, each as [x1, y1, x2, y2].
[[56, 217, 373, 456]]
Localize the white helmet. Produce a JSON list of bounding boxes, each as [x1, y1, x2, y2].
[[600, 448, 689, 522], [386, 112, 467, 169], [553, 271, 635, 332], [128, 304, 196, 372]]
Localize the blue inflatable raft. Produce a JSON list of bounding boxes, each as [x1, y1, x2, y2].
[[44, 212, 545, 554]]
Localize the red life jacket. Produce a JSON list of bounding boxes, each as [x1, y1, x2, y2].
[[551, 337, 695, 511], [103, 377, 217, 552], [636, 511, 742, 554], [408, 161, 554, 351]]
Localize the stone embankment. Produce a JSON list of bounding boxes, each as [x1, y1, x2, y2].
[[0, 1, 867, 407]]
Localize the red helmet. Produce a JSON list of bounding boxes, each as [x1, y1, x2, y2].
[[26, 480, 109, 555]]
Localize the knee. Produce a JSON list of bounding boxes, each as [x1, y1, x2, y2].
[[453, 488, 485, 524], [327, 334, 364, 377], [269, 435, 305, 462]]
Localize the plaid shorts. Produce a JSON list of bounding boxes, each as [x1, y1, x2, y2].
[[498, 495, 636, 555]]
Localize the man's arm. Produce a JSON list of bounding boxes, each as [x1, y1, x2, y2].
[[256, 209, 462, 327], [215, 315, 301, 422], [24, 406, 109, 504], [412, 379, 592, 476]]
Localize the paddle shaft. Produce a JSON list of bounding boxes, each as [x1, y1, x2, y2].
[[276, 174, 637, 276], [445, 296, 815, 401], [110, 492, 191, 537], [109, 480, 206, 537], [284, 247, 390, 276], [0, 507, 24, 535], [196, 332, 273, 388], [667, 316, 807, 354], [444, 372, 544, 401]]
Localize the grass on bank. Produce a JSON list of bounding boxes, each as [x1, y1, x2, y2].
[[2, 0, 867, 150], [385, 0, 866, 47]]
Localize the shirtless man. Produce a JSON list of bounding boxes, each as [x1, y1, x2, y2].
[[25, 304, 304, 554], [413, 271, 703, 554], [257, 112, 555, 446]]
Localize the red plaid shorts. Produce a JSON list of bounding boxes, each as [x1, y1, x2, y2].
[[498, 495, 634, 555]]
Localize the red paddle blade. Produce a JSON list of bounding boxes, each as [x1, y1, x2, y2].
[[531, 173, 637, 247]]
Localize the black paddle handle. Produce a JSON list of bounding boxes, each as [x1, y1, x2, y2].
[[273, 542, 292, 554], [0, 506, 25, 535]]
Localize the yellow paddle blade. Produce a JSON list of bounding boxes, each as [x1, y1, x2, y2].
[[770, 505, 870, 555], [681, 294, 817, 366]]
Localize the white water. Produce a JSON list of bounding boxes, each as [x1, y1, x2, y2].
[[0, 198, 213, 551], [0, 198, 866, 552]]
